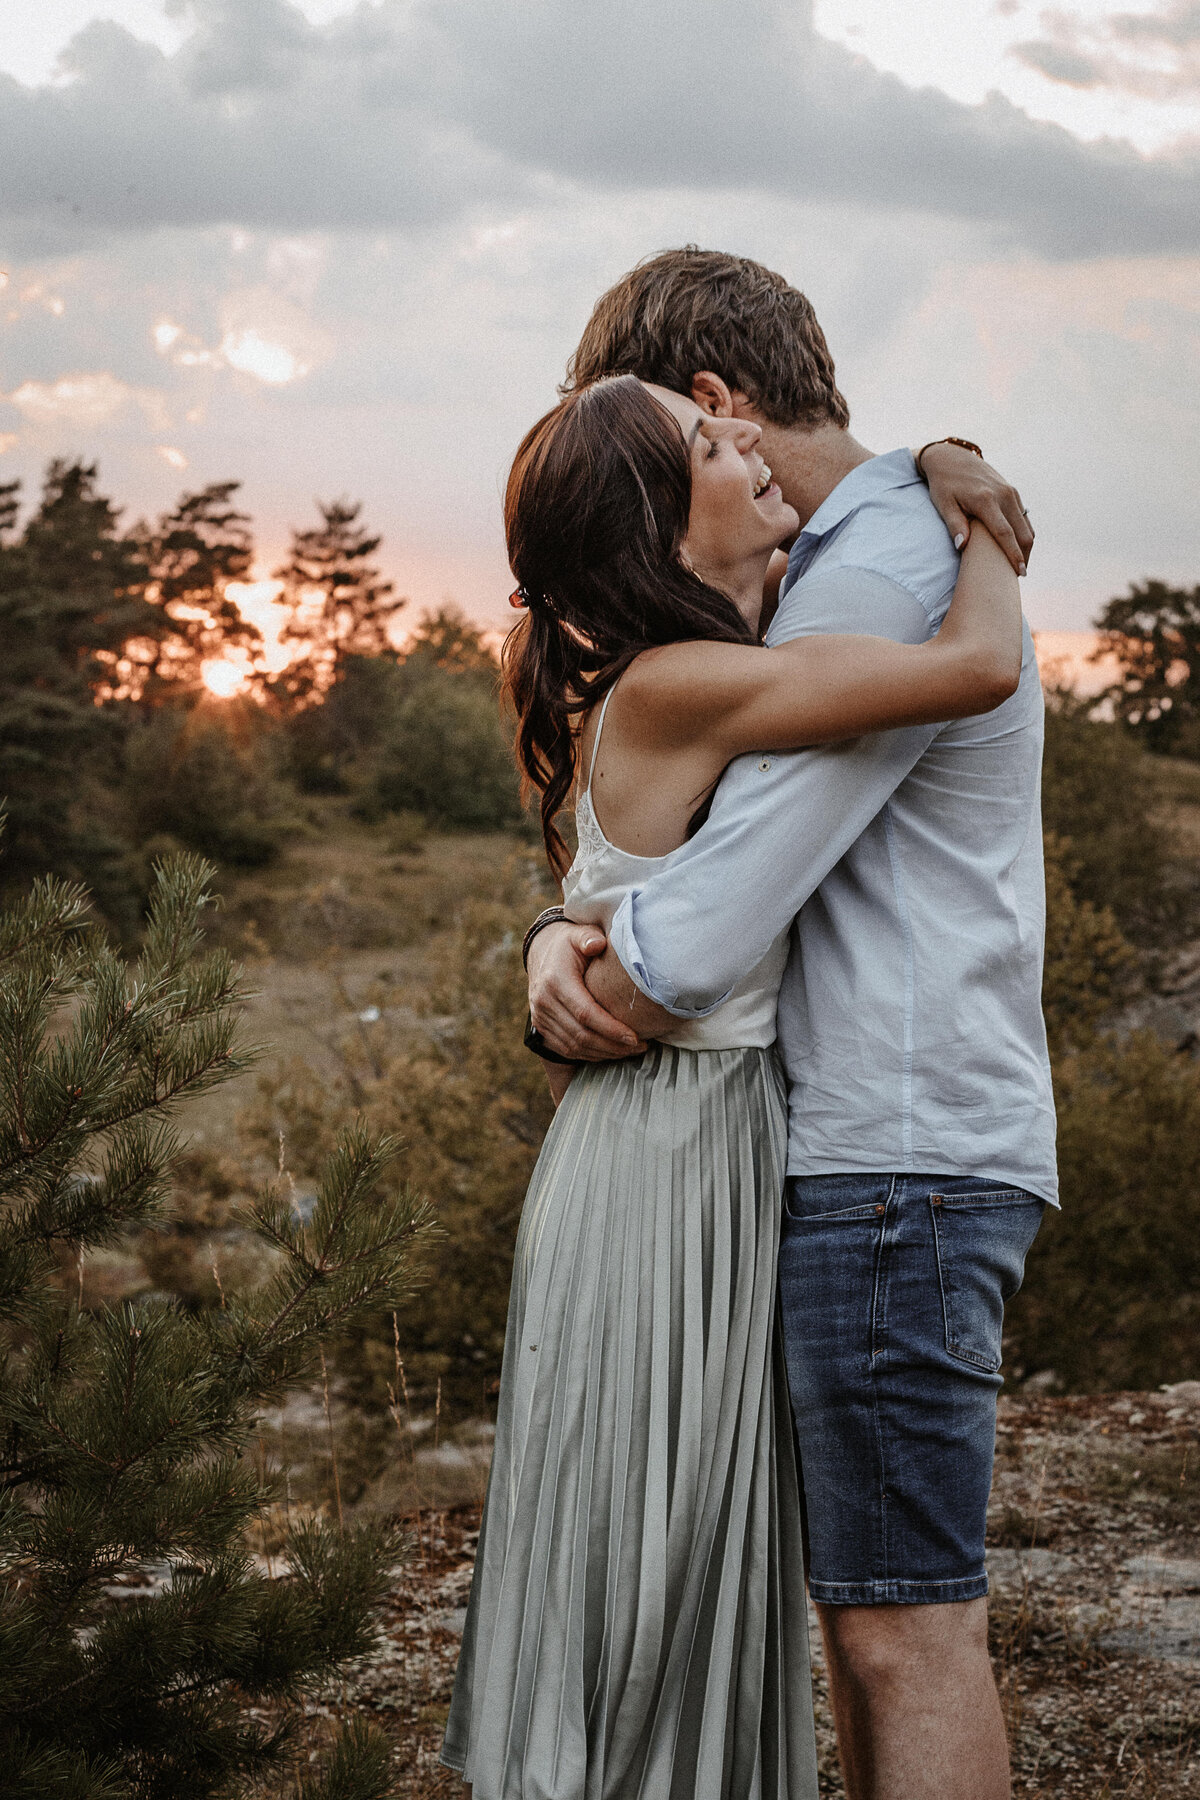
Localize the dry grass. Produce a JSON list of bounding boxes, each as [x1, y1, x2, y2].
[[246, 1389, 1199, 1796], [95, 813, 1200, 1794]]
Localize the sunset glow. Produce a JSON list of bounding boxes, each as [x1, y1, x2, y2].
[[220, 329, 307, 386], [1033, 631, 1121, 700], [201, 657, 247, 699], [225, 577, 294, 672]]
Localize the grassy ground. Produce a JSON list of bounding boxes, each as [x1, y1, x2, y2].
[[185, 805, 545, 1145], [88, 790, 1200, 1793]]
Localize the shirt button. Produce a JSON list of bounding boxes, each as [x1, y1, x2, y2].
[[757, 756, 772, 772]]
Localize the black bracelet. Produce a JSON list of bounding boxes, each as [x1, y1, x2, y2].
[[524, 1011, 577, 1065], [522, 905, 567, 969]]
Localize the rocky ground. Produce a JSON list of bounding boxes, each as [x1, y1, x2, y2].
[[314, 1383, 1200, 1798]]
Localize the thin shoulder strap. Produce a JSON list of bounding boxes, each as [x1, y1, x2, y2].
[[584, 679, 620, 804]]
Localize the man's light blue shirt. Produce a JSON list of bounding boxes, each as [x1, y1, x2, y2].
[[608, 448, 1059, 1205]]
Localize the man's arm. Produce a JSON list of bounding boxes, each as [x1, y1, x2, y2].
[[606, 565, 941, 1017], [529, 565, 945, 1054]]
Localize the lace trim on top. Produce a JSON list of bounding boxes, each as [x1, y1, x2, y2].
[[574, 789, 608, 865]]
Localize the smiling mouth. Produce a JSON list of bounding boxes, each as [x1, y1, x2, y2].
[[752, 462, 773, 498]]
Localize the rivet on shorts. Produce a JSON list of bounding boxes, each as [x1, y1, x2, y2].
[[875, 1204, 885, 1215], [932, 1196, 943, 1206]]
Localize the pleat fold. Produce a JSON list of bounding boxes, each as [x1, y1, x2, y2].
[[441, 1045, 817, 1800]]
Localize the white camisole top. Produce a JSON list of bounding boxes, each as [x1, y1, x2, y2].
[[561, 683, 790, 1052]]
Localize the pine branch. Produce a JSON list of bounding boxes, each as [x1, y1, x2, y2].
[[295, 1717, 394, 1800], [0, 848, 427, 1797]]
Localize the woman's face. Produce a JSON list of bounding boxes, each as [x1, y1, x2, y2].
[[645, 383, 799, 588]]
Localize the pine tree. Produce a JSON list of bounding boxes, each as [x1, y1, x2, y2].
[[273, 502, 402, 707], [132, 483, 264, 699], [0, 845, 432, 1798], [0, 462, 164, 910]]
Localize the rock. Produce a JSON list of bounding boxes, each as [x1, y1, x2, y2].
[[1123, 1556, 1200, 1594], [1158, 1380, 1200, 1406], [987, 1547, 1076, 1589], [1092, 1556, 1200, 1662]]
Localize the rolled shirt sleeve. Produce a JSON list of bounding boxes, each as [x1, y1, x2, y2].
[[606, 566, 943, 1017]]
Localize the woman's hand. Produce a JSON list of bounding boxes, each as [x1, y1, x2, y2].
[[918, 441, 1033, 576]]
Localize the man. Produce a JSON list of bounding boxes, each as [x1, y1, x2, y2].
[[525, 248, 1055, 1800]]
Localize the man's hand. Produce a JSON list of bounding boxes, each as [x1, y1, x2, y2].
[[920, 442, 1034, 577], [528, 922, 646, 1061]]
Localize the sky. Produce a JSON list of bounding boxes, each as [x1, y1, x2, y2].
[[0, 0, 1197, 645]]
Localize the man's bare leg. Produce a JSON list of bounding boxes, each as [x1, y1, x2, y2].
[[817, 1598, 1009, 1800]]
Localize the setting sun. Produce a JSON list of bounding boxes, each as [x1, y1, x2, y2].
[[200, 658, 247, 698]]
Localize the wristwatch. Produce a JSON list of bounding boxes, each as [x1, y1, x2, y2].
[[524, 1012, 577, 1065]]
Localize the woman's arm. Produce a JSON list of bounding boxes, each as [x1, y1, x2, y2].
[[630, 526, 1021, 761], [544, 1061, 579, 1106]]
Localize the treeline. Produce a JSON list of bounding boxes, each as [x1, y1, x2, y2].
[[0, 459, 524, 931], [4, 451, 1200, 1396]]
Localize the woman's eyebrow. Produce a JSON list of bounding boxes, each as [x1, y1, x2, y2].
[[687, 418, 704, 451]]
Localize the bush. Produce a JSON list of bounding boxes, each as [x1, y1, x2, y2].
[[1012, 825, 1200, 1390], [287, 654, 405, 795], [125, 704, 299, 869], [1040, 832, 1136, 1056], [1040, 704, 1192, 950], [1007, 1031, 1200, 1391], [371, 671, 524, 831], [243, 866, 555, 1418]]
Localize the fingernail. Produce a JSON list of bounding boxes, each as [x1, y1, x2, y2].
[[953, 533, 966, 550], [1018, 562, 1027, 577]]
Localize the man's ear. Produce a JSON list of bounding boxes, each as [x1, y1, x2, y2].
[[691, 371, 736, 416]]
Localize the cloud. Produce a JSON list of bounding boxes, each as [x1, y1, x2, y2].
[[0, 0, 1196, 260], [1014, 3, 1200, 101], [1013, 40, 1105, 88], [4, 370, 168, 430]]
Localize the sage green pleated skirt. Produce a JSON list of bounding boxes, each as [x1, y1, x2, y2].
[[441, 1044, 818, 1800]]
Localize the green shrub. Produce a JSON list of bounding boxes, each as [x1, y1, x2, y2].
[[242, 866, 555, 1418], [125, 705, 299, 868], [1007, 1031, 1200, 1391], [1014, 824, 1200, 1390], [1040, 704, 1192, 948], [0, 852, 431, 1799], [371, 671, 524, 831]]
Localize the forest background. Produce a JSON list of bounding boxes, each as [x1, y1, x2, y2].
[[3, 450, 1200, 1793], [4, 451, 1200, 1411]]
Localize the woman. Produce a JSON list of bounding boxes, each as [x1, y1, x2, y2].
[[442, 375, 1021, 1798]]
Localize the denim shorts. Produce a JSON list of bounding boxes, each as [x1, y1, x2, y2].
[[778, 1172, 1045, 1607]]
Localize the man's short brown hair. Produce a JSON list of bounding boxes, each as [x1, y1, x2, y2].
[[563, 246, 850, 431]]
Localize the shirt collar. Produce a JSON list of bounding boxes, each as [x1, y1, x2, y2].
[[794, 447, 921, 545], [782, 448, 921, 593]]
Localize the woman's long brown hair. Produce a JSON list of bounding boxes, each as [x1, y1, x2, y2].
[[502, 375, 755, 877]]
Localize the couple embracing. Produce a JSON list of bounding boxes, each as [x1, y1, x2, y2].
[[441, 249, 1057, 1800]]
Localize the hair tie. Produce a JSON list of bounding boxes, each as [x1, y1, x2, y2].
[[509, 585, 530, 609]]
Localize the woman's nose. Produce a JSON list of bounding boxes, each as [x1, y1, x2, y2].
[[735, 420, 762, 450]]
